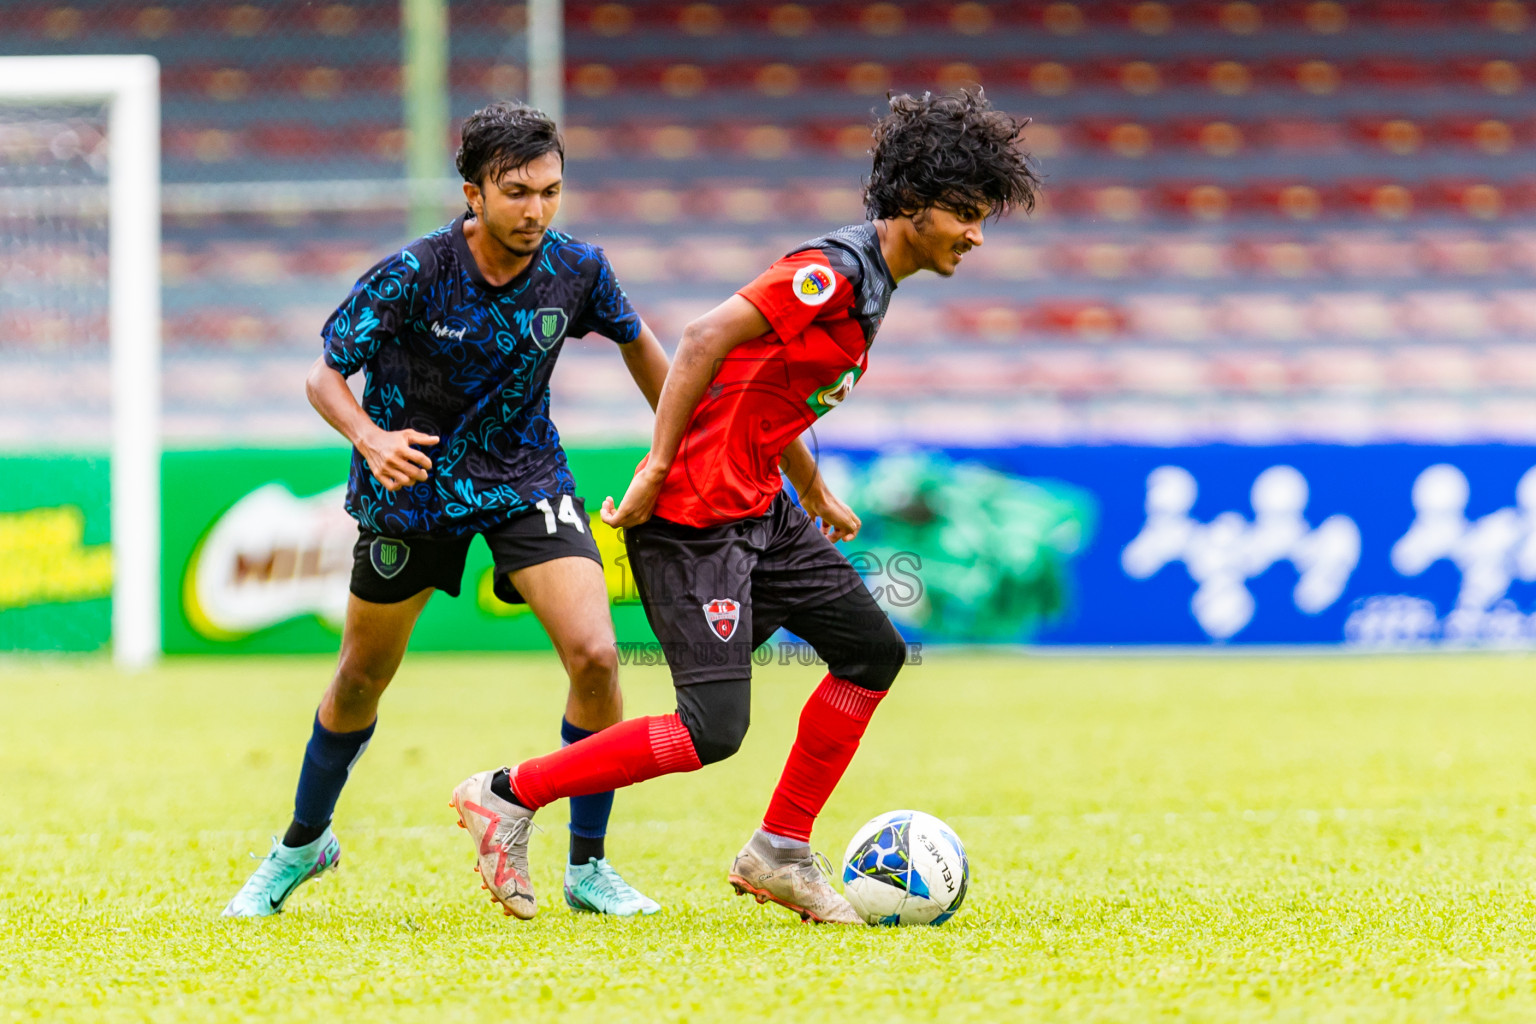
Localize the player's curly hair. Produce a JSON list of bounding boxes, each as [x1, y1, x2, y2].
[[455, 101, 564, 185], [863, 89, 1040, 221]]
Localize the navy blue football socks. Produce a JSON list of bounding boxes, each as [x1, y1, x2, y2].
[[283, 714, 376, 848], [563, 717, 612, 866]]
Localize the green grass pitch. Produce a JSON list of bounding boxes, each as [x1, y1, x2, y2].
[[6, 651, 1536, 1022]]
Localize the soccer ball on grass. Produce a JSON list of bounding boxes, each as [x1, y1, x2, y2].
[[842, 810, 969, 925]]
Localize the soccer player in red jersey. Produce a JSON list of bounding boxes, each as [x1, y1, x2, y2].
[[452, 90, 1040, 922]]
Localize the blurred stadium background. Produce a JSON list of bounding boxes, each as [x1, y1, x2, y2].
[[8, 0, 1535, 447], [4, 0, 1536, 657]]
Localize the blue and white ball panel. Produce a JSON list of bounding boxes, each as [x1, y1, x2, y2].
[[842, 810, 969, 926]]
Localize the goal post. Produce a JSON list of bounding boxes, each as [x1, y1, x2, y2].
[[0, 56, 161, 669]]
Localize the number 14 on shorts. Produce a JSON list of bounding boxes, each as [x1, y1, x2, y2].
[[534, 495, 586, 535]]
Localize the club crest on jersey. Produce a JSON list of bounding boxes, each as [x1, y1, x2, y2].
[[530, 307, 568, 351], [791, 264, 836, 307], [369, 537, 410, 579], [703, 598, 741, 641]]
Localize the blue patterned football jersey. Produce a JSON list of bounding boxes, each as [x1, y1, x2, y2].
[[321, 215, 642, 536]]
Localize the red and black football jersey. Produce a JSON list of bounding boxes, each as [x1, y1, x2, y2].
[[649, 223, 897, 528]]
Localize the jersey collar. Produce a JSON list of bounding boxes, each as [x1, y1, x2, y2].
[[453, 213, 543, 294]]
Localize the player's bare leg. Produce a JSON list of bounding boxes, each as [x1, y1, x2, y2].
[[508, 556, 623, 734], [225, 590, 432, 917], [320, 589, 434, 732], [451, 555, 661, 917]]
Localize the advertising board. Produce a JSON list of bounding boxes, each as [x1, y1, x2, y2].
[[13, 444, 1531, 654], [160, 447, 654, 654], [0, 455, 112, 653], [823, 445, 1536, 647]]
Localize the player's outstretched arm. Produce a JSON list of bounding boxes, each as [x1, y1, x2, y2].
[[619, 322, 671, 412], [305, 357, 439, 493], [601, 296, 772, 528]]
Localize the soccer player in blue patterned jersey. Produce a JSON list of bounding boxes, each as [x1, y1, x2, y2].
[[224, 102, 672, 919]]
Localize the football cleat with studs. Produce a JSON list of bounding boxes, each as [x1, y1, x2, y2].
[[727, 833, 862, 925], [564, 857, 662, 916], [451, 769, 537, 920], [222, 829, 340, 917]]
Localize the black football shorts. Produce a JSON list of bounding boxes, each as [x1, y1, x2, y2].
[[624, 490, 890, 686], [350, 495, 602, 605]]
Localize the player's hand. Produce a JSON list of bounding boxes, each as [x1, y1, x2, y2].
[[602, 465, 667, 529], [801, 484, 861, 543], [358, 426, 439, 492]]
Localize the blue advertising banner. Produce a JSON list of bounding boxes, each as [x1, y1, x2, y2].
[[820, 445, 1536, 647]]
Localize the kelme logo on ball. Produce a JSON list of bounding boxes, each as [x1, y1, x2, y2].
[[530, 307, 568, 351], [791, 264, 836, 306], [703, 597, 740, 641], [370, 537, 410, 579]]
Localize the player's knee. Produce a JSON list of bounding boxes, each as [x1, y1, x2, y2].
[[689, 714, 749, 765], [676, 680, 751, 765], [837, 618, 907, 693], [566, 638, 619, 690], [331, 658, 393, 708]]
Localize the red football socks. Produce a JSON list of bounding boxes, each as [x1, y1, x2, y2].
[[510, 713, 702, 810], [762, 674, 888, 842]]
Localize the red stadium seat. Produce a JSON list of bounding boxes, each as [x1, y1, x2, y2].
[[1236, 237, 1321, 277], [1366, 1, 1447, 28], [1358, 58, 1439, 88], [1339, 180, 1421, 220], [1155, 182, 1240, 221], [1034, 300, 1131, 340]]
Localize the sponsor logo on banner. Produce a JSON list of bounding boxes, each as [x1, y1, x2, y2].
[[792, 264, 836, 306], [703, 597, 740, 641], [1122, 465, 1360, 639], [0, 505, 111, 611], [1348, 464, 1536, 646], [184, 483, 355, 640]]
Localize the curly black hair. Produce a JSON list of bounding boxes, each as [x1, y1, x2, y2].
[[863, 89, 1040, 221], [455, 101, 564, 185]]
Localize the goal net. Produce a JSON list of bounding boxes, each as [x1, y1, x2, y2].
[[0, 56, 160, 667]]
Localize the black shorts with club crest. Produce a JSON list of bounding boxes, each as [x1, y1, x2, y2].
[[350, 496, 602, 605], [624, 490, 898, 687]]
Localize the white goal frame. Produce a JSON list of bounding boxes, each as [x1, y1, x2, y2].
[[0, 56, 161, 668]]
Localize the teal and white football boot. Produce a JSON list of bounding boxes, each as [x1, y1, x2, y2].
[[563, 858, 661, 916], [222, 829, 341, 917]]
